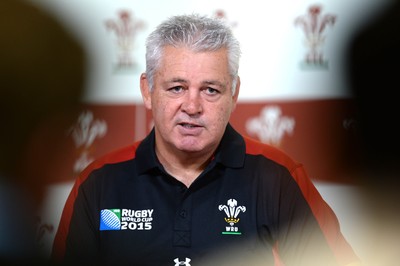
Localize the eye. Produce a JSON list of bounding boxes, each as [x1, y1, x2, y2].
[[203, 87, 220, 96], [168, 86, 184, 94]]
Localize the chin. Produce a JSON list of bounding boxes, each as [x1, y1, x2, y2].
[[175, 141, 205, 153]]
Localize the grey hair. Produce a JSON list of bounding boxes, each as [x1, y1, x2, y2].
[[144, 13, 241, 94]]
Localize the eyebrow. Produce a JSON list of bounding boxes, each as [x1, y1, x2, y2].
[[169, 78, 187, 84], [203, 80, 226, 89], [164, 78, 227, 90]]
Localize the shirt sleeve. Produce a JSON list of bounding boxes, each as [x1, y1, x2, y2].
[[50, 170, 101, 264], [278, 164, 360, 266], [68, 176, 102, 264], [271, 171, 340, 266]]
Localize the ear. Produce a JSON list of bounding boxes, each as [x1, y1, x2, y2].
[[140, 73, 152, 110]]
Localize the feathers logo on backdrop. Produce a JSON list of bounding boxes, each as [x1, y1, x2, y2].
[[294, 4, 336, 69], [68, 110, 107, 175], [105, 10, 145, 73], [246, 106, 295, 147]]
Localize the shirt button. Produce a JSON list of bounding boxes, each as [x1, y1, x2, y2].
[[180, 210, 187, 218]]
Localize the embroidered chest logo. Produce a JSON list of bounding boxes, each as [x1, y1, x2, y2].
[[218, 199, 246, 235], [100, 208, 154, 231]]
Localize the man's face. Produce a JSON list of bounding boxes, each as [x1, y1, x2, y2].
[[141, 46, 240, 157]]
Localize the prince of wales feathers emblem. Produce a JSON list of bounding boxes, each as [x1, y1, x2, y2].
[[219, 199, 246, 235]]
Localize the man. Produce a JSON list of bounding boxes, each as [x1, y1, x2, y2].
[[52, 14, 359, 265]]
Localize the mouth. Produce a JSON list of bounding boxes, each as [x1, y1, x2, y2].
[[177, 121, 205, 135], [179, 122, 200, 128]]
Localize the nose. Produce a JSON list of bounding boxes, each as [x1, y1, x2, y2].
[[181, 89, 202, 115]]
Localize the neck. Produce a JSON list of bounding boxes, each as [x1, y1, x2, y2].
[[155, 146, 213, 187]]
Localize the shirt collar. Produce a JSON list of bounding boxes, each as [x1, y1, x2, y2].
[[214, 123, 246, 168], [135, 123, 245, 174]]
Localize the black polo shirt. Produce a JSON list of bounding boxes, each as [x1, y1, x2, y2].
[[52, 124, 357, 266]]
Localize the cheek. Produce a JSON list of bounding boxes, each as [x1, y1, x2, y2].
[[219, 101, 235, 120], [153, 99, 173, 120], [213, 105, 232, 126]]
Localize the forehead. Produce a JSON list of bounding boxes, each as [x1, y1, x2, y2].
[[157, 46, 230, 81]]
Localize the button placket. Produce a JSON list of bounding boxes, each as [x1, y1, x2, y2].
[[173, 194, 192, 247]]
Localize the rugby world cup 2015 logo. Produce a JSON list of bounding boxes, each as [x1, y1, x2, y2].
[[100, 209, 121, 230], [219, 199, 246, 235], [100, 208, 154, 231]]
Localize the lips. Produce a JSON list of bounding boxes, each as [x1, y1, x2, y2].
[[180, 123, 199, 128], [177, 122, 203, 134]]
